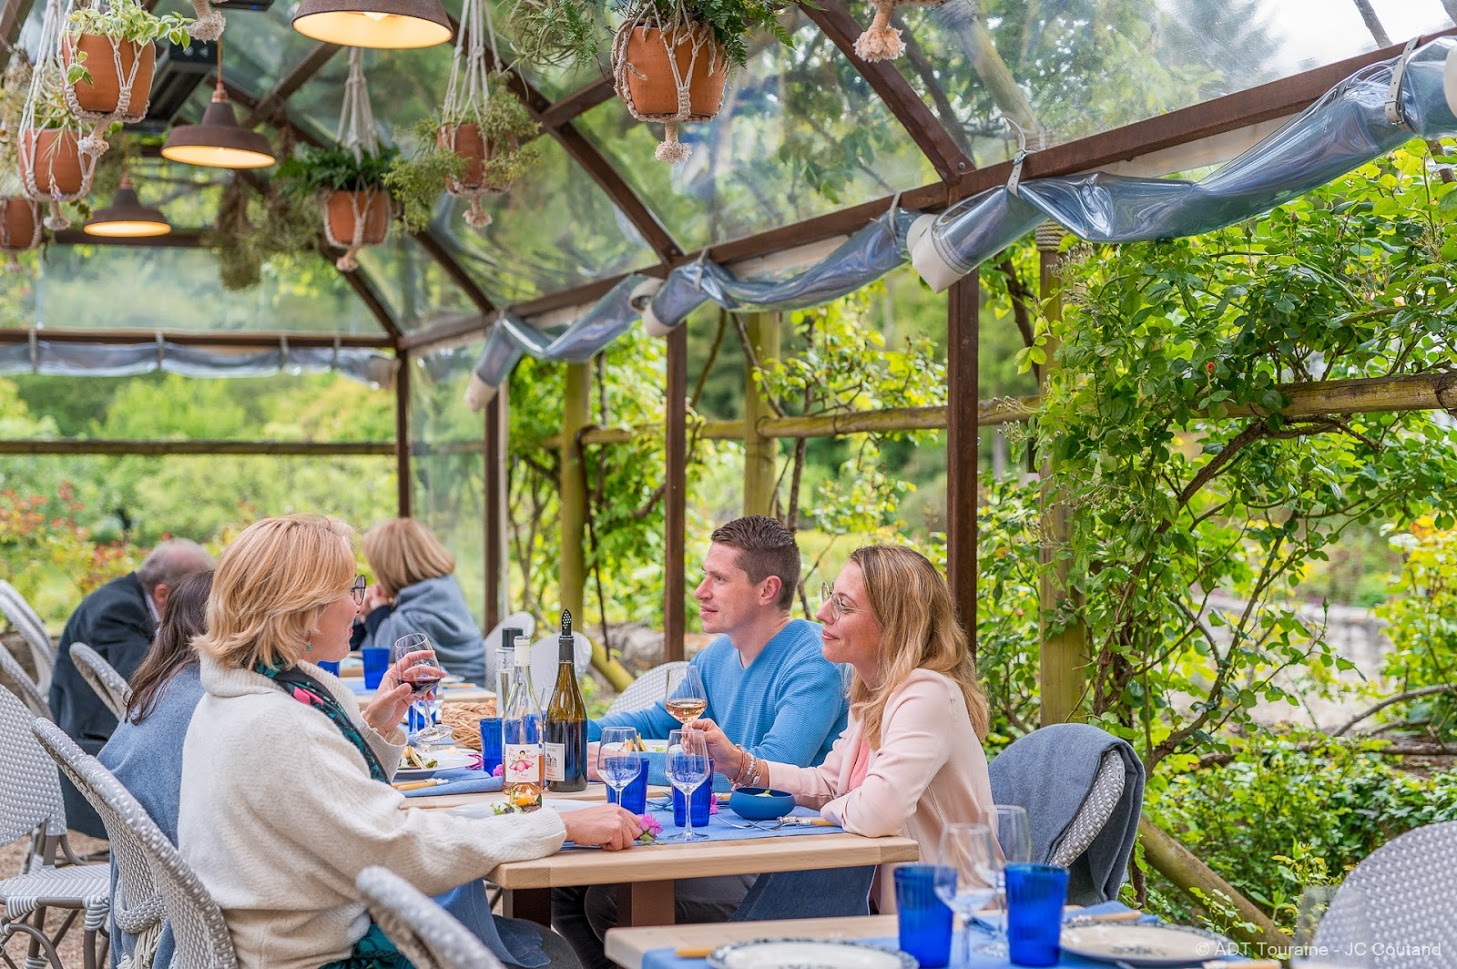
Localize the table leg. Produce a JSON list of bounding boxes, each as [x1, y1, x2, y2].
[[503, 887, 552, 927], [618, 880, 675, 926]]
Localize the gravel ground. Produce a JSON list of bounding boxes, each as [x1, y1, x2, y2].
[[1, 833, 110, 968]]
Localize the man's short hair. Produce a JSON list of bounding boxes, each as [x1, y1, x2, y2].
[[137, 539, 214, 594], [710, 516, 800, 610]]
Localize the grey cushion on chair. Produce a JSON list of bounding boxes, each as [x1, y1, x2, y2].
[[357, 867, 506, 969], [988, 723, 1145, 905]]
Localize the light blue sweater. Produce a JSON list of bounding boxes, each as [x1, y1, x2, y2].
[[590, 618, 848, 788]]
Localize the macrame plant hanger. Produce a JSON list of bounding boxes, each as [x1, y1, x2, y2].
[[18, 0, 100, 229], [187, 0, 226, 41], [611, 8, 725, 164], [853, 0, 944, 62], [328, 47, 386, 272], [441, 0, 503, 229], [62, 0, 160, 141], [0, 53, 42, 266]]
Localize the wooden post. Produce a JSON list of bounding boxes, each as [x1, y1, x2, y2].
[[484, 390, 504, 630], [560, 361, 590, 623], [946, 273, 979, 650], [395, 350, 411, 518], [742, 312, 780, 516], [664, 326, 687, 662], [1037, 225, 1088, 726]]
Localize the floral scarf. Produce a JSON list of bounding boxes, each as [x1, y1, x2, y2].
[[253, 661, 388, 784]]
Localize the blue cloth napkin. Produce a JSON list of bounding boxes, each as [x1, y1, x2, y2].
[[402, 768, 503, 798]]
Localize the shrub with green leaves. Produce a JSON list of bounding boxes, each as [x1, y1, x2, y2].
[[274, 144, 400, 198]]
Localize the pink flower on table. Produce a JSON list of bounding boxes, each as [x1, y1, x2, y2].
[[637, 814, 663, 844], [492, 764, 503, 777], [708, 795, 718, 815]]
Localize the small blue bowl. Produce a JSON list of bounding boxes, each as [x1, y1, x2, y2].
[[728, 787, 796, 821]]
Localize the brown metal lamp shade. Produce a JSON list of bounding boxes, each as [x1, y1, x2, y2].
[[162, 92, 276, 169], [84, 177, 171, 238], [291, 0, 453, 48]]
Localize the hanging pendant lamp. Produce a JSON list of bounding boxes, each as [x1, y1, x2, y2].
[[84, 174, 171, 238], [291, 0, 453, 49], [162, 42, 276, 169]]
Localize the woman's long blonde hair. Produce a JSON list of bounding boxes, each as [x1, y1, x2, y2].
[[847, 545, 989, 746], [362, 518, 456, 598], [195, 514, 355, 671]]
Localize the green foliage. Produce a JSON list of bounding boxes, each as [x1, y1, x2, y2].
[[275, 144, 401, 197], [65, 0, 192, 87], [972, 478, 1042, 733], [617, 0, 793, 69], [385, 143, 466, 233], [1035, 143, 1457, 772], [1140, 736, 1457, 936], [1373, 518, 1457, 740], [204, 180, 321, 292]]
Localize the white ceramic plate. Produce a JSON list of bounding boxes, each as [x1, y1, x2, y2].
[[1060, 924, 1233, 966], [707, 939, 916, 969], [396, 748, 474, 781]]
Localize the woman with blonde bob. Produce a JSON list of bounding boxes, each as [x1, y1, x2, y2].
[[689, 544, 993, 906], [353, 517, 484, 683], [179, 514, 641, 969]]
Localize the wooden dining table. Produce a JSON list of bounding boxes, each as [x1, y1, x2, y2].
[[405, 784, 920, 928]]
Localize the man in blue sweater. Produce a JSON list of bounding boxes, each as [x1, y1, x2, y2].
[[554, 516, 848, 968]]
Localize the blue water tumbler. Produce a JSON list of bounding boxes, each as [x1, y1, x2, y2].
[[671, 762, 713, 828], [316, 660, 340, 677], [479, 718, 503, 775], [361, 647, 389, 689], [895, 865, 953, 968], [606, 761, 649, 814], [1005, 863, 1068, 967]]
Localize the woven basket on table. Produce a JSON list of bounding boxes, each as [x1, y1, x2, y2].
[[438, 700, 497, 751]]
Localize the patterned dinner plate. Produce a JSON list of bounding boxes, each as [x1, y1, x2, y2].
[[706, 938, 916, 969], [1060, 923, 1235, 966]]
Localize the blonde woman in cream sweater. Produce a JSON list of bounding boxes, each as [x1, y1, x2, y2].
[[689, 544, 993, 908], [179, 515, 641, 969]]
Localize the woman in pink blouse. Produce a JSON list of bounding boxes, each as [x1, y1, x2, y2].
[[689, 544, 993, 905]]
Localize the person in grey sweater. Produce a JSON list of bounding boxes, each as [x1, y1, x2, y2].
[[352, 518, 485, 684]]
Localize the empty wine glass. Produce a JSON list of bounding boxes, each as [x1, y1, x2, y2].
[[976, 804, 1032, 957], [663, 729, 710, 841], [598, 727, 644, 805], [1290, 885, 1371, 968], [934, 823, 998, 968], [664, 667, 707, 724], [393, 632, 452, 745]]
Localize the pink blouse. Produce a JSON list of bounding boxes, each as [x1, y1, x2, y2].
[[764, 669, 994, 909]]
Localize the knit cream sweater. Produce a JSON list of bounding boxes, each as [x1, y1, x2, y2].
[[179, 655, 566, 969]]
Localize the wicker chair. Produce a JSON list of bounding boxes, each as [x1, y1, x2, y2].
[[0, 643, 51, 721], [69, 644, 132, 722], [0, 688, 108, 969], [0, 580, 54, 694], [31, 719, 238, 969], [356, 867, 506, 969], [605, 661, 688, 717], [1313, 821, 1457, 968]]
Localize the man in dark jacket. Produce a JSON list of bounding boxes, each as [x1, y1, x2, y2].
[[50, 539, 213, 836]]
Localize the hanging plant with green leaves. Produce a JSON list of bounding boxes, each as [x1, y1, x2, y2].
[[62, 0, 193, 137]]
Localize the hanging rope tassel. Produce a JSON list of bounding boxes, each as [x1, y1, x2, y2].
[[656, 121, 691, 164], [464, 196, 492, 229], [79, 126, 108, 156], [43, 200, 68, 231], [854, 0, 905, 62], [188, 0, 226, 41], [336, 247, 360, 272]]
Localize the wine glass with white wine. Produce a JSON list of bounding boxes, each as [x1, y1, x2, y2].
[[664, 666, 707, 724]]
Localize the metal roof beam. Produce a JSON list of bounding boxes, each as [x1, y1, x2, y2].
[[0, 327, 392, 349]]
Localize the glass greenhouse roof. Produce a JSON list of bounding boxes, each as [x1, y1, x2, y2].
[[6, 0, 1453, 342]]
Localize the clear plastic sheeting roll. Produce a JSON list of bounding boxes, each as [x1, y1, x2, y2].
[[0, 338, 397, 387], [642, 207, 918, 332], [465, 274, 654, 410], [912, 36, 1457, 292]]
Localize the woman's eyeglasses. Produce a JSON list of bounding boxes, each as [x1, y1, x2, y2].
[[350, 575, 367, 605], [820, 582, 858, 621]]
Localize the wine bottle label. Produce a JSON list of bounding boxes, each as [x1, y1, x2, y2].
[[544, 742, 565, 781], [504, 744, 541, 784]]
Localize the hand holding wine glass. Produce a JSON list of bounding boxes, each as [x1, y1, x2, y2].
[[393, 632, 452, 745], [664, 666, 707, 724]]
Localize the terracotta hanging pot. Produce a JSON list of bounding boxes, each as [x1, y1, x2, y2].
[[62, 35, 156, 119], [439, 123, 493, 192], [617, 23, 728, 121], [324, 189, 391, 247], [0, 198, 42, 257], [20, 129, 87, 197]]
